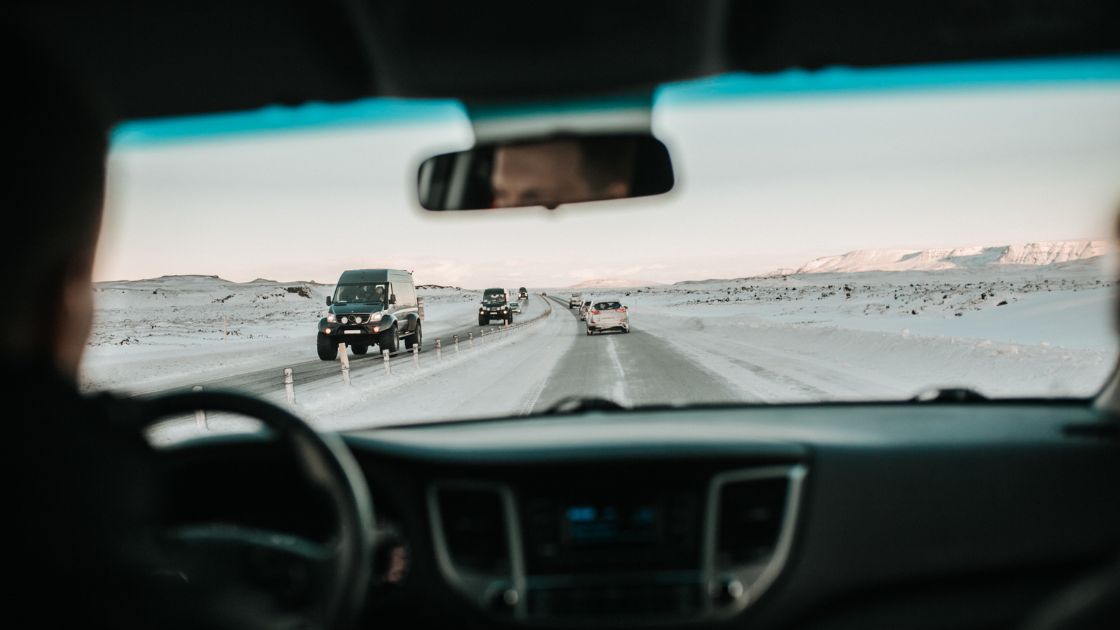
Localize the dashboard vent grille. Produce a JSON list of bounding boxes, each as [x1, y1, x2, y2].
[[715, 475, 790, 569], [435, 486, 510, 575]]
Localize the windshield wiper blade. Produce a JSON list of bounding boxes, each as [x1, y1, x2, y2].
[[540, 396, 627, 415], [910, 387, 989, 403]]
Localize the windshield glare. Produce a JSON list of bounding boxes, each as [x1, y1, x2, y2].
[[88, 60, 1120, 438], [333, 283, 387, 305]]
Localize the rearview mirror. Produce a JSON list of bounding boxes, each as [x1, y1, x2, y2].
[[326, 296, 332, 306], [417, 133, 674, 211], [389, 294, 397, 305]]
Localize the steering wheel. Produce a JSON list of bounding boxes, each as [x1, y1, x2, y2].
[[137, 390, 374, 630]]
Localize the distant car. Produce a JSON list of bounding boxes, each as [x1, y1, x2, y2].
[[579, 300, 592, 320], [518, 286, 529, 300], [586, 300, 630, 335], [510, 300, 522, 314], [569, 293, 582, 308]]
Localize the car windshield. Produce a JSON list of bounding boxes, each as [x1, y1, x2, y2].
[[333, 283, 388, 305], [88, 57, 1120, 435]]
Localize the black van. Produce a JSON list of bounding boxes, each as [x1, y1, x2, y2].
[[317, 269, 422, 360], [479, 287, 513, 326]]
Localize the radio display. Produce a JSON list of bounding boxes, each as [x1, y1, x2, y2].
[[563, 503, 659, 544], [522, 490, 702, 574]]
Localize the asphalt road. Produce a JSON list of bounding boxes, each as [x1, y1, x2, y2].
[[141, 295, 552, 398], [529, 296, 738, 411]]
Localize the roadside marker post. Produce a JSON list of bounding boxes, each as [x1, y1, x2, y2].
[[436, 338, 442, 361], [468, 332, 474, 348], [453, 335, 459, 352], [283, 368, 295, 405], [382, 349, 392, 376], [412, 344, 419, 368], [192, 385, 208, 430], [338, 343, 351, 385]]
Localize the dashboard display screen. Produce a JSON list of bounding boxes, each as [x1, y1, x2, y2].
[[522, 490, 702, 574], [563, 503, 659, 545]]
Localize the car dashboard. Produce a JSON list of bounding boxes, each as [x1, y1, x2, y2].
[[160, 402, 1120, 630]]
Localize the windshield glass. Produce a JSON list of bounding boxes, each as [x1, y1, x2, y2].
[[333, 283, 388, 306], [88, 57, 1120, 435], [595, 302, 622, 310]]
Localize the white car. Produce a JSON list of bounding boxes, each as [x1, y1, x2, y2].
[[586, 300, 630, 335], [509, 300, 522, 314]]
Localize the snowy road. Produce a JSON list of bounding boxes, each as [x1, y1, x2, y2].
[[528, 296, 738, 410]]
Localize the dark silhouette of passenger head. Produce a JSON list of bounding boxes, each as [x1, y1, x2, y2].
[[3, 31, 109, 378]]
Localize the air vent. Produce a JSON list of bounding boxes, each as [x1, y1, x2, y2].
[[433, 486, 510, 575], [705, 466, 805, 615], [715, 476, 789, 568]]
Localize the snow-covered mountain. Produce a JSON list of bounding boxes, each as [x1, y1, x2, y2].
[[790, 240, 1108, 275], [568, 278, 664, 289]]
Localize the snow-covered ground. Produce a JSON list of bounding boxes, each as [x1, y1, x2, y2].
[[81, 276, 480, 392], [614, 261, 1116, 400]]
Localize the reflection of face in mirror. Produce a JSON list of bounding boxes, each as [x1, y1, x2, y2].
[[490, 137, 634, 209]]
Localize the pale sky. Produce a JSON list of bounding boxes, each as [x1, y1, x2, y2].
[[96, 83, 1120, 288]]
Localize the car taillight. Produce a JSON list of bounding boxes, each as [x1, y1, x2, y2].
[[591, 309, 600, 314], [617, 308, 626, 312]]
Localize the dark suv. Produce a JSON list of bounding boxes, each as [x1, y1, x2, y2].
[[479, 287, 513, 326], [317, 269, 422, 360], [518, 286, 528, 300]]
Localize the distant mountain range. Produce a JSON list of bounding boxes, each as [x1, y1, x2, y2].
[[779, 240, 1108, 275], [567, 278, 665, 289]]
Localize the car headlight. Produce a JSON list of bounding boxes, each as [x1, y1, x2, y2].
[[326, 313, 336, 323], [341, 316, 349, 324]]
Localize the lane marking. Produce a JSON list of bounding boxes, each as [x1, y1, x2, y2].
[[604, 335, 632, 406]]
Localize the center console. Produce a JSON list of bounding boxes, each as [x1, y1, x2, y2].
[[428, 461, 806, 625]]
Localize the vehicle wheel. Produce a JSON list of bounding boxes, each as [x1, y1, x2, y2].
[[507, 315, 513, 324], [404, 322, 422, 351], [478, 317, 487, 326], [624, 327, 630, 334], [586, 329, 592, 336], [378, 324, 399, 354], [317, 334, 338, 361], [351, 342, 369, 355]]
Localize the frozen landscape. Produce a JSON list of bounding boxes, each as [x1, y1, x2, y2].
[[80, 240, 1117, 444]]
